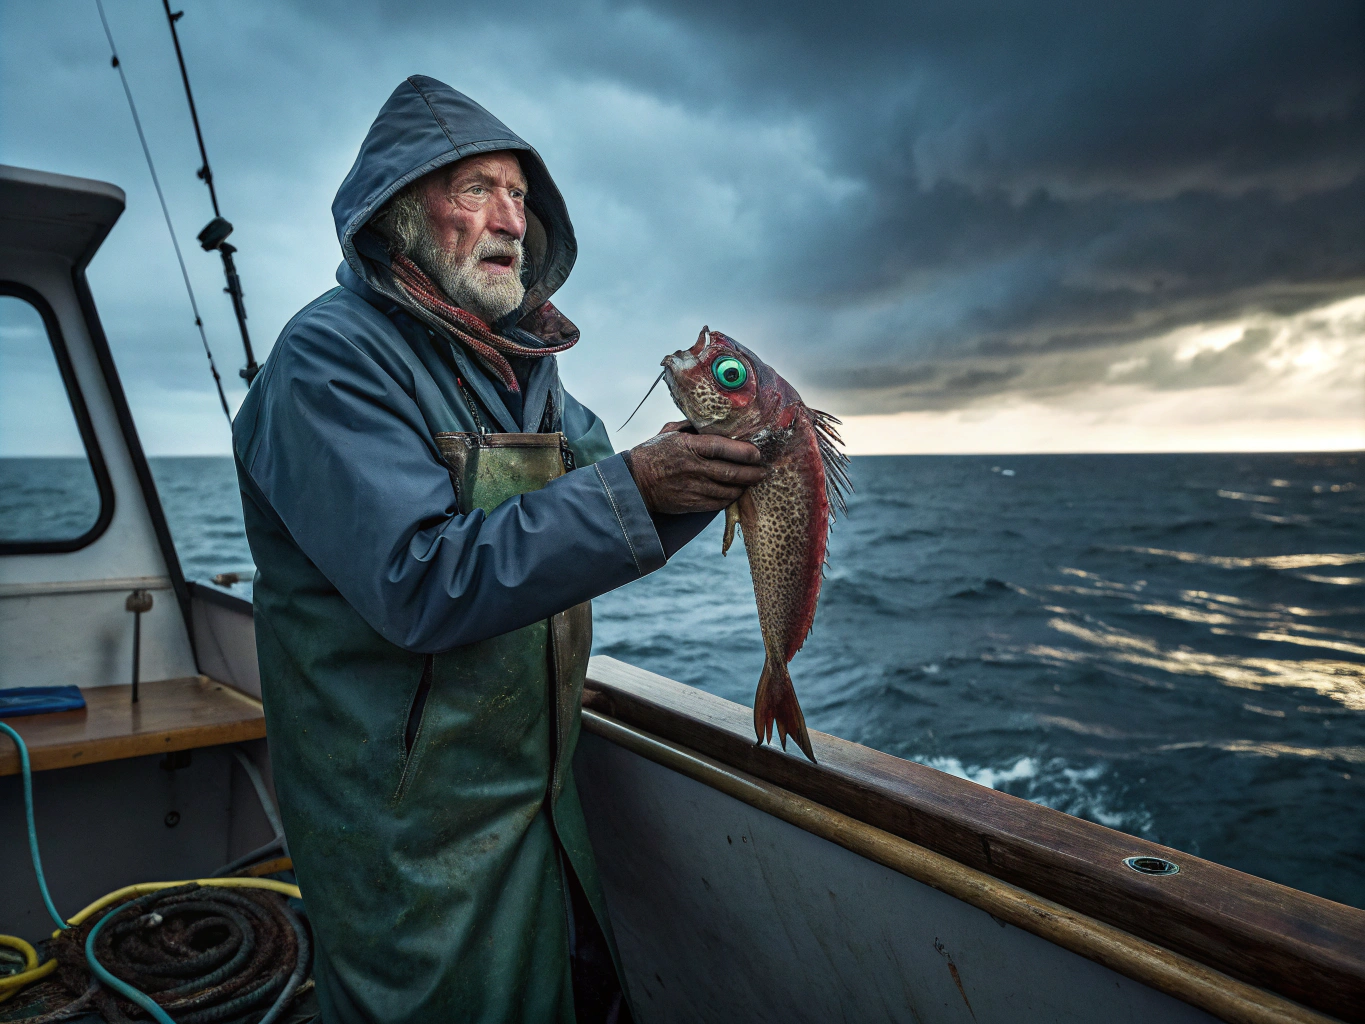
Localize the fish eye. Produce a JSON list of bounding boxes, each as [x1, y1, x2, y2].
[[713, 356, 747, 390]]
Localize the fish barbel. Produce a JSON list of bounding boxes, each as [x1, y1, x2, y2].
[[662, 326, 849, 762]]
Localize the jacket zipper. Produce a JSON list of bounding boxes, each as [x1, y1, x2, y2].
[[453, 374, 487, 435]]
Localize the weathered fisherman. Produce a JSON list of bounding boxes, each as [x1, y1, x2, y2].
[[232, 77, 765, 1023]]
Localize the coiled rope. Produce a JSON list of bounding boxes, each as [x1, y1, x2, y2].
[[3, 881, 308, 1024], [2, 723, 309, 1023], [51, 883, 310, 1024]]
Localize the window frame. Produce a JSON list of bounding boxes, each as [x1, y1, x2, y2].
[[0, 280, 115, 554]]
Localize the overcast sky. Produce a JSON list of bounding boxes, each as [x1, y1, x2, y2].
[[2, 0, 1362, 455]]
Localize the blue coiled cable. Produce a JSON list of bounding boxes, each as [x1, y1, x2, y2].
[[0, 722, 67, 933], [2, 720, 177, 1023], [83, 898, 178, 1024]]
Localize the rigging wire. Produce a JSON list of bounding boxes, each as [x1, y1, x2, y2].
[[92, 0, 232, 425]]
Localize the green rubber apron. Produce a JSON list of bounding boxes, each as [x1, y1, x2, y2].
[[250, 430, 628, 1024]]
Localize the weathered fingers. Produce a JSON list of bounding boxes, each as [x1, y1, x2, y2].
[[625, 428, 768, 515]]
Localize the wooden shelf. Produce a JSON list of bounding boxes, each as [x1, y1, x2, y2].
[[0, 676, 265, 776]]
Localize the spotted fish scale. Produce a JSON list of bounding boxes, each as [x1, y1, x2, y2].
[[662, 327, 849, 762]]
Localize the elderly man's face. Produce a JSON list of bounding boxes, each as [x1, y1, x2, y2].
[[409, 151, 530, 323], [420, 152, 528, 265]]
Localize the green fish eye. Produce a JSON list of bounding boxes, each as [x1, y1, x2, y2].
[[713, 357, 748, 390]]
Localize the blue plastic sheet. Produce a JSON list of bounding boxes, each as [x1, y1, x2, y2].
[[0, 685, 87, 718]]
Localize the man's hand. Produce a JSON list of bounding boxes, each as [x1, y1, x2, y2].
[[624, 424, 767, 515]]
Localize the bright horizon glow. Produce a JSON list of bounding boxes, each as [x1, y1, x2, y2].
[[838, 402, 1364, 455], [839, 294, 1365, 456]]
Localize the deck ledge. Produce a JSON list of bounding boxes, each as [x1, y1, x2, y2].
[[0, 676, 265, 776]]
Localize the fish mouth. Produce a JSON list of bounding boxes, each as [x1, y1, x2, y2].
[[659, 324, 712, 374], [660, 350, 696, 375], [659, 358, 698, 412], [657, 325, 712, 429], [659, 356, 682, 394]]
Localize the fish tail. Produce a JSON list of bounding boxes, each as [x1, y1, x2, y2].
[[754, 656, 816, 763]]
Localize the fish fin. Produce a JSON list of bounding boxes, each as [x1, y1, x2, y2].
[[754, 655, 816, 763], [810, 409, 852, 518], [721, 502, 741, 555]]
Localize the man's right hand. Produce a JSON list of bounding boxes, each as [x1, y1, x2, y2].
[[624, 425, 768, 515]]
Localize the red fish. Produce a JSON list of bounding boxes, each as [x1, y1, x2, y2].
[[662, 327, 849, 762]]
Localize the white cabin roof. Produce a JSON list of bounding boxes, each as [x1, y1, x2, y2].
[[0, 164, 125, 267]]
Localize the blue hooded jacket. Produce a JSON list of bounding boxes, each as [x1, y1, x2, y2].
[[231, 77, 711, 1023], [234, 76, 710, 653]]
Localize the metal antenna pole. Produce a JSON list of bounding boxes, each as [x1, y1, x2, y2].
[[161, 0, 260, 385]]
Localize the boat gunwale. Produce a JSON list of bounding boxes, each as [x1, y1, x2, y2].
[[583, 655, 1365, 1024], [580, 707, 1346, 1024]]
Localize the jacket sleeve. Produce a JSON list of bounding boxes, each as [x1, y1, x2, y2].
[[559, 388, 717, 559], [235, 311, 671, 654]]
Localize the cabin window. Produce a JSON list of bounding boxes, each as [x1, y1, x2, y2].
[[0, 285, 112, 552]]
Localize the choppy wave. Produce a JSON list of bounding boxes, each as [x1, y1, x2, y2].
[[1154, 740, 1365, 765], [1296, 573, 1365, 586], [1108, 546, 1365, 570], [920, 755, 1154, 834], [1023, 616, 1365, 711]]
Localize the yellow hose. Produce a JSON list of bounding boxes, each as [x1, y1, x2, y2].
[[63, 878, 302, 928], [0, 879, 301, 1004], [0, 934, 51, 1003], [0, 960, 56, 1001], [0, 935, 38, 971]]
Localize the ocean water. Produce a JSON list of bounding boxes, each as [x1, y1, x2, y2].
[[591, 452, 1365, 911], [9, 453, 1361, 908], [0, 458, 101, 542]]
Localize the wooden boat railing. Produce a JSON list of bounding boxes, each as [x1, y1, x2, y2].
[[583, 656, 1365, 1024]]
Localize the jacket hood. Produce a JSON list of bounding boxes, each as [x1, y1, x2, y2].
[[332, 76, 576, 323]]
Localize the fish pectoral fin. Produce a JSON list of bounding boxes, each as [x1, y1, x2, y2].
[[721, 501, 741, 556]]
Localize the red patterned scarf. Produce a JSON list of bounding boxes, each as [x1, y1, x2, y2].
[[388, 251, 578, 393]]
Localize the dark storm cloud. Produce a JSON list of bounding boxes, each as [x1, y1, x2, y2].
[[3, 0, 1361, 449], [333, 0, 1365, 406], [575, 0, 1365, 397]]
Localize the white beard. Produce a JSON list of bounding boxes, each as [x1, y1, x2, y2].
[[414, 229, 526, 325]]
